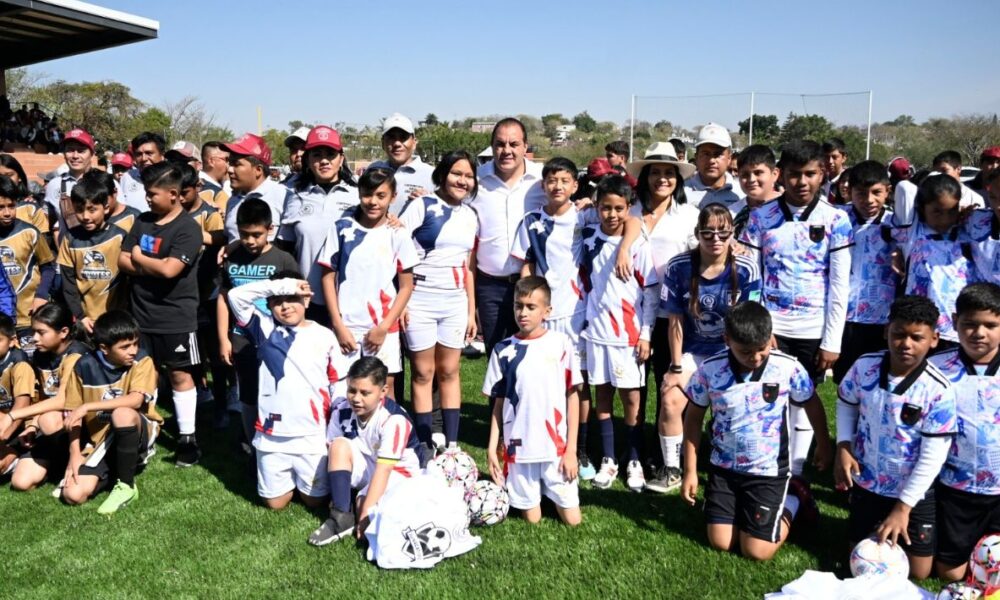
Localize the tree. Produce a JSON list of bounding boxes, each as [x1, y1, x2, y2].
[[125, 107, 171, 147], [163, 95, 231, 146], [4, 68, 47, 106], [738, 114, 780, 145], [778, 113, 836, 147], [541, 113, 567, 138], [414, 124, 490, 163], [32, 79, 145, 150], [423, 113, 440, 126], [572, 111, 597, 133]]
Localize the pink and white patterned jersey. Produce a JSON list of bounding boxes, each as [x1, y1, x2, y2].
[[317, 217, 420, 335], [930, 347, 1000, 496], [510, 206, 585, 320], [967, 209, 1000, 286], [685, 349, 815, 477], [482, 330, 582, 463], [844, 207, 899, 325], [576, 226, 658, 347], [398, 194, 478, 293], [327, 396, 422, 475], [838, 351, 957, 499]]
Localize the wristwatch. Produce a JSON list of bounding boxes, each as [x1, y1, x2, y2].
[[668, 364, 683, 374]]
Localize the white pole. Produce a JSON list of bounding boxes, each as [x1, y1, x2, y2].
[[748, 91, 755, 146], [629, 94, 636, 162], [866, 90, 873, 159]]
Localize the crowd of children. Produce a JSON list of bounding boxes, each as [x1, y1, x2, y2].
[[0, 117, 999, 580]]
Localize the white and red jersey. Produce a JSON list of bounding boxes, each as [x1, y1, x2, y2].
[[511, 206, 585, 320], [398, 194, 478, 293], [327, 396, 422, 475], [576, 226, 659, 347], [317, 216, 420, 335], [482, 330, 582, 463]]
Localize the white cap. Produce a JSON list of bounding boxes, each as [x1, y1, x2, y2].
[[382, 113, 415, 136], [284, 127, 310, 148], [695, 122, 732, 148]]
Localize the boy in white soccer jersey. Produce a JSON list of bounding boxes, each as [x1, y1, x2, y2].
[[226, 271, 348, 510], [681, 301, 831, 561], [484, 276, 582, 526], [578, 175, 658, 492], [319, 167, 418, 393], [308, 356, 424, 546]]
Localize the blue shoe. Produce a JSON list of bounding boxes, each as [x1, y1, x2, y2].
[[578, 455, 596, 481]]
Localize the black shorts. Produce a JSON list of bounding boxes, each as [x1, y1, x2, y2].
[[232, 345, 259, 407], [849, 485, 936, 557], [20, 431, 69, 473], [141, 331, 201, 371], [774, 335, 822, 382], [833, 322, 885, 384], [704, 466, 790, 543], [936, 482, 1000, 567], [78, 416, 157, 486]]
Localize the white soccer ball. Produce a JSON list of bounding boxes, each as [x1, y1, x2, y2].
[[970, 534, 1000, 591], [427, 449, 479, 493], [465, 480, 510, 526], [937, 581, 983, 600], [849, 536, 910, 578]]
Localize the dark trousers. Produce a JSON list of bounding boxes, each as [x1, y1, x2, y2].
[[639, 317, 671, 468], [475, 271, 518, 356]]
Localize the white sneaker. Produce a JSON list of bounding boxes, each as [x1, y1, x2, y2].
[[626, 460, 645, 492], [592, 457, 619, 489], [431, 433, 447, 453]]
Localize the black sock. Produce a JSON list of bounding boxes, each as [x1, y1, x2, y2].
[[115, 425, 140, 486], [577, 420, 588, 456]]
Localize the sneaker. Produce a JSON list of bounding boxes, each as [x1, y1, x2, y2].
[[788, 475, 819, 528], [645, 466, 682, 494], [578, 456, 596, 481], [592, 457, 619, 489], [431, 433, 447, 453], [625, 460, 646, 492], [51, 477, 65, 498], [97, 480, 138, 515], [308, 508, 356, 546], [226, 386, 241, 413], [175, 434, 201, 467]]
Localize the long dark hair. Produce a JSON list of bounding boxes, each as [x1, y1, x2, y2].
[[295, 147, 356, 192], [432, 150, 478, 201], [688, 204, 739, 320], [636, 162, 687, 214], [0, 154, 30, 200]]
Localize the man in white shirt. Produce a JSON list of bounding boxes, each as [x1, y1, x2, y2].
[[281, 127, 310, 189], [42, 127, 95, 236], [368, 113, 435, 216], [199, 141, 231, 213], [222, 133, 286, 242], [469, 118, 547, 355], [118, 132, 166, 213], [684, 122, 745, 211]]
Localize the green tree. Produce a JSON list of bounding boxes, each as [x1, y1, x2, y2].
[[415, 124, 490, 163], [423, 113, 440, 126], [123, 107, 171, 148], [738, 114, 780, 145], [572, 111, 597, 133], [32, 79, 145, 150], [778, 113, 836, 147]]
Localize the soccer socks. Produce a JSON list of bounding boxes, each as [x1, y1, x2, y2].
[[442, 408, 460, 446], [789, 405, 813, 477], [240, 403, 257, 444], [599, 418, 614, 459], [660, 434, 683, 469], [414, 411, 434, 447], [114, 425, 140, 486], [174, 387, 198, 436], [577, 420, 589, 456], [328, 470, 351, 513], [626, 424, 642, 462], [784, 494, 801, 521]]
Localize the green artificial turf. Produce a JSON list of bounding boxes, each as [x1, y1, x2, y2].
[[1, 358, 945, 598]]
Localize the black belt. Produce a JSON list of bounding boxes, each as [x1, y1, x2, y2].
[[476, 269, 519, 283]]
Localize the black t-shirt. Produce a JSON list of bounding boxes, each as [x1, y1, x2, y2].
[[221, 245, 299, 352], [122, 211, 203, 334]]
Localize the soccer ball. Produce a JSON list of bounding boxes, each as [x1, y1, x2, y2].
[[937, 581, 983, 600], [970, 534, 1000, 592], [849, 536, 909, 578], [427, 449, 479, 493], [465, 480, 509, 526]]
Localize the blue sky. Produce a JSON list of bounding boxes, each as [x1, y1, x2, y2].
[[25, 0, 1000, 134]]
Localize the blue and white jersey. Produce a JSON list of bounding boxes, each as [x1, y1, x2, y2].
[[930, 347, 1000, 496], [838, 351, 957, 499], [317, 217, 419, 335], [967, 209, 1000, 286], [227, 278, 349, 443], [398, 194, 478, 294], [685, 349, 815, 477], [739, 196, 853, 340], [844, 207, 898, 325], [511, 206, 586, 321], [327, 395, 422, 475], [660, 252, 761, 356]]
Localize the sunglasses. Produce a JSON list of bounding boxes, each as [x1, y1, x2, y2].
[[698, 229, 733, 241]]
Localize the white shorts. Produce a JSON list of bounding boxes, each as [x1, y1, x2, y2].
[[586, 341, 645, 388], [681, 352, 710, 373], [545, 313, 587, 371], [404, 289, 468, 352], [347, 329, 402, 373], [256, 450, 328, 499], [346, 437, 414, 497], [507, 459, 580, 510]]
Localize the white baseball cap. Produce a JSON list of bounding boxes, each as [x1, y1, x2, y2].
[[695, 122, 732, 149], [284, 127, 311, 148], [382, 113, 415, 136]]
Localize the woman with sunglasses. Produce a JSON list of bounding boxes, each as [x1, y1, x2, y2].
[[649, 204, 762, 493]]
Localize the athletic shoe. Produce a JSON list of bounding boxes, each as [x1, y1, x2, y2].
[[645, 466, 682, 494], [51, 477, 65, 498], [175, 434, 201, 468], [578, 455, 596, 481], [625, 460, 646, 492], [226, 386, 241, 413], [592, 457, 618, 489], [788, 475, 819, 528], [431, 433, 447, 453], [308, 508, 356, 546], [97, 480, 138, 515]]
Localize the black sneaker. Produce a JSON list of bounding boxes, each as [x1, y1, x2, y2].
[[308, 508, 356, 546], [175, 434, 201, 468], [645, 466, 682, 494]]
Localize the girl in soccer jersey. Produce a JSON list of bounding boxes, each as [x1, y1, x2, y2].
[[398, 151, 478, 453], [650, 205, 761, 493]]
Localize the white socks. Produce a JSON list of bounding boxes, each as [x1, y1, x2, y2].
[[789, 405, 814, 476], [660, 434, 683, 469], [174, 387, 198, 436]]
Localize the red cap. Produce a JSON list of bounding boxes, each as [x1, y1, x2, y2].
[[303, 126, 343, 152], [111, 152, 133, 168], [222, 133, 272, 166], [981, 146, 1000, 160], [63, 128, 95, 152], [587, 157, 616, 179], [888, 156, 912, 181]]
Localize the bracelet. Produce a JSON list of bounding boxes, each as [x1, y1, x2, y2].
[[668, 364, 683, 374]]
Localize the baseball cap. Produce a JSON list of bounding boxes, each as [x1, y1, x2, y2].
[[981, 146, 1000, 160], [284, 127, 310, 148], [111, 152, 133, 169], [888, 156, 912, 181], [222, 133, 272, 166], [303, 126, 343, 152], [695, 122, 732, 149], [587, 157, 616, 179], [165, 140, 198, 162], [62, 128, 95, 152], [382, 113, 415, 136]]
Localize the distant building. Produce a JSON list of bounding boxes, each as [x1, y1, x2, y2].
[[553, 124, 576, 144], [470, 121, 497, 133]]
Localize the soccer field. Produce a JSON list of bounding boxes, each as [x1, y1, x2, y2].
[[2, 356, 944, 598]]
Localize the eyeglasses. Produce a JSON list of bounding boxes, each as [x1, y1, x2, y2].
[[698, 229, 733, 241]]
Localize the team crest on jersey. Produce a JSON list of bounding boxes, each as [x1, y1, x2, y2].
[[401, 523, 451, 561], [43, 372, 60, 395], [0, 246, 21, 276], [101, 388, 124, 402], [808, 225, 825, 243], [900, 402, 922, 426], [0, 385, 11, 410], [300, 203, 315, 216], [762, 383, 779, 403], [82, 250, 113, 280]]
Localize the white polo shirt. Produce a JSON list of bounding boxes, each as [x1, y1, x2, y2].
[[369, 157, 436, 216], [118, 167, 153, 213], [224, 177, 288, 243], [684, 172, 745, 212], [468, 159, 547, 277], [43, 170, 83, 233]]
